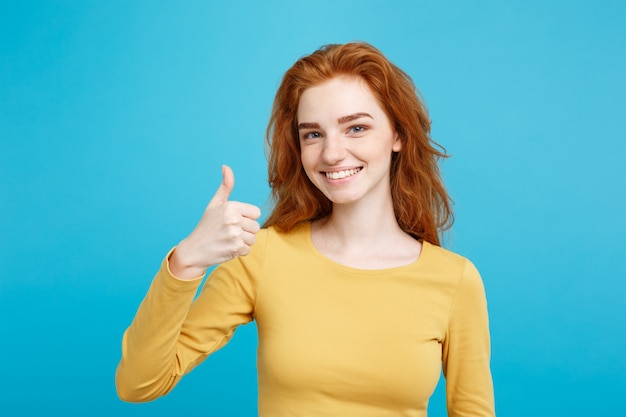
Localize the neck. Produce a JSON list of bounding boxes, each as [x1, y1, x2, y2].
[[310, 192, 422, 270], [321, 192, 403, 245]]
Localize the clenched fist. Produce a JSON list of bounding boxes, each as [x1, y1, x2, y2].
[[169, 165, 261, 280]]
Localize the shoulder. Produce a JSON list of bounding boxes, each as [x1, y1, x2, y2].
[[420, 242, 484, 292], [422, 242, 478, 275], [258, 223, 310, 249], [234, 223, 309, 266]]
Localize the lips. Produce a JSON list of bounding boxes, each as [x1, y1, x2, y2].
[[324, 167, 362, 179]]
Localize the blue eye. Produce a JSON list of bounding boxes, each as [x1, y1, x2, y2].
[[349, 126, 366, 134], [304, 131, 321, 139]]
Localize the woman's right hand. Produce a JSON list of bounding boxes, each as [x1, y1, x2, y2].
[[168, 165, 262, 280]]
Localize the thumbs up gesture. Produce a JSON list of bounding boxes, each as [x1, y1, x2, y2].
[[169, 165, 262, 280]]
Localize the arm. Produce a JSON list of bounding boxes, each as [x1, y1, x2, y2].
[[115, 248, 261, 402], [115, 253, 204, 401], [115, 165, 262, 402], [442, 261, 495, 417]]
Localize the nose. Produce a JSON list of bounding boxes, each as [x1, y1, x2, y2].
[[321, 133, 347, 165]]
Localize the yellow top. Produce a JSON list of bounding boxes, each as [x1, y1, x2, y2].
[[116, 223, 494, 416]]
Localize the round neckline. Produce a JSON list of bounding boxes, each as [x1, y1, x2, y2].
[[299, 222, 428, 276]]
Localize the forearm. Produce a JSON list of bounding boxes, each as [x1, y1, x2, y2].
[[115, 252, 204, 402]]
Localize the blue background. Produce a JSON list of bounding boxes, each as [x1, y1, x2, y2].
[[1, 1, 625, 415]]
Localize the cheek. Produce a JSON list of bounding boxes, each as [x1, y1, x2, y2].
[[299, 148, 315, 172], [300, 151, 323, 187]]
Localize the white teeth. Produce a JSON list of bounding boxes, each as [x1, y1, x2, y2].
[[325, 168, 361, 179]]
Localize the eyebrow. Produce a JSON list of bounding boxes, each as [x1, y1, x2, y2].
[[297, 122, 320, 130], [297, 112, 373, 130], [337, 112, 373, 124]]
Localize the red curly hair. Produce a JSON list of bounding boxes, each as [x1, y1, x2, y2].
[[263, 42, 453, 245]]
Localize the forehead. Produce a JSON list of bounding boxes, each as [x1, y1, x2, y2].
[[297, 76, 385, 120]]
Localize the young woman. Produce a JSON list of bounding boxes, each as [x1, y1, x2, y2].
[[116, 42, 495, 416]]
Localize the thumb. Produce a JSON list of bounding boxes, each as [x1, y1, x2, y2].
[[208, 165, 235, 207]]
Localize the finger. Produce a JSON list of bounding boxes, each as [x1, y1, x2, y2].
[[242, 230, 257, 247], [237, 245, 251, 257], [208, 165, 235, 208], [241, 217, 261, 234], [229, 201, 262, 220]]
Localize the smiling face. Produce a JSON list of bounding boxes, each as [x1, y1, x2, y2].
[[297, 76, 402, 208]]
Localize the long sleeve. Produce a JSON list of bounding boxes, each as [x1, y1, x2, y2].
[[115, 250, 204, 401], [442, 260, 495, 416], [115, 242, 262, 402], [115, 225, 495, 416]]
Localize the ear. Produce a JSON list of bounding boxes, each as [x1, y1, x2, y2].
[[392, 133, 402, 152]]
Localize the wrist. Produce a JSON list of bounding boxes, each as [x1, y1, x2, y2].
[[168, 245, 206, 280]]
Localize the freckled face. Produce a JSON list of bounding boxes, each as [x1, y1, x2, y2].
[[297, 76, 401, 207]]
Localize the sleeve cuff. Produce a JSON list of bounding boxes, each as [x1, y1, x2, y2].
[[162, 247, 205, 286]]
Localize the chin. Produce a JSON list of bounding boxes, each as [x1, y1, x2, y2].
[[322, 192, 362, 206]]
